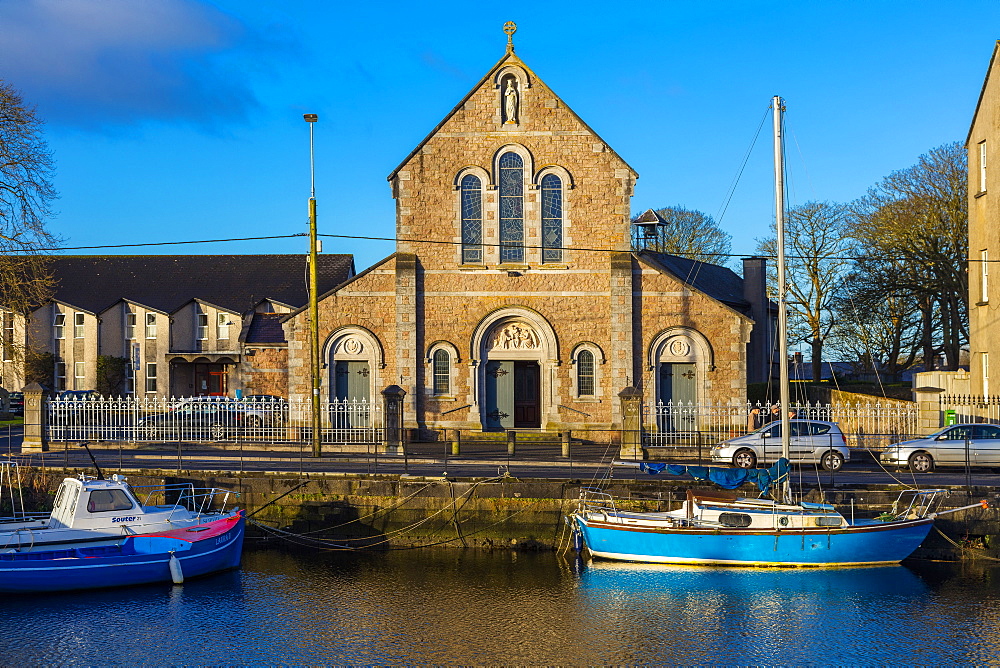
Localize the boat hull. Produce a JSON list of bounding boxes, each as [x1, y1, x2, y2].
[[573, 515, 933, 567], [0, 512, 244, 593]]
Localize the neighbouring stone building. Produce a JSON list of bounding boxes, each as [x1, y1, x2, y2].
[[283, 27, 775, 434], [0, 255, 354, 397], [967, 40, 1000, 398]]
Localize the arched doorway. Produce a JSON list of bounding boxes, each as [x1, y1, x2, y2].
[[326, 329, 382, 427], [649, 328, 713, 432], [472, 311, 557, 431]]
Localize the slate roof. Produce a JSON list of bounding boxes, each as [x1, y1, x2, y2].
[[48, 255, 355, 315], [244, 313, 287, 344], [638, 251, 749, 311]]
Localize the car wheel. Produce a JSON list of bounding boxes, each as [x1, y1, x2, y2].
[[210, 423, 227, 440], [908, 451, 934, 473], [143, 426, 161, 440], [245, 415, 263, 428], [820, 450, 845, 472], [733, 448, 757, 469]]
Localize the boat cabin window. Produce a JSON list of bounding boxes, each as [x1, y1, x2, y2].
[[87, 489, 134, 512], [718, 512, 752, 528], [52, 482, 70, 511]]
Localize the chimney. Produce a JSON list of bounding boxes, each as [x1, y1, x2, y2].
[[743, 257, 771, 385]]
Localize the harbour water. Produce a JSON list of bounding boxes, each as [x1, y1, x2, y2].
[[2, 547, 999, 665]]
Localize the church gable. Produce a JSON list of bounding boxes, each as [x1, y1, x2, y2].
[[389, 24, 637, 272]]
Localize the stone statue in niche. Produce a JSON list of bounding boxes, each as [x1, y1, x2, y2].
[[491, 322, 539, 350], [504, 78, 518, 124]]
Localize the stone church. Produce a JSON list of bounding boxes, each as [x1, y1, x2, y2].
[[284, 26, 772, 435]]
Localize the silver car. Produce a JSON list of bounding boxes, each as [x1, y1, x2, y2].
[[880, 423, 1000, 472], [710, 420, 850, 472]]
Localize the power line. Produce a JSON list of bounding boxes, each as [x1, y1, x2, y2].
[[24, 231, 986, 265]]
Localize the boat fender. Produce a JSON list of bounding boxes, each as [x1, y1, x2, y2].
[[169, 551, 184, 585]]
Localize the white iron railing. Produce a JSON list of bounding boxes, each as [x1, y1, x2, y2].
[[45, 396, 383, 444], [939, 395, 1000, 425], [645, 400, 920, 450]]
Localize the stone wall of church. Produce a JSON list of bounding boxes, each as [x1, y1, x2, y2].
[[285, 256, 400, 405], [633, 261, 751, 413]]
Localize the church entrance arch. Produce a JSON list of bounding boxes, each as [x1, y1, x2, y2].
[[472, 311, 557, 431], [649, 328, 713, 432], [326, 328, 383, 428]]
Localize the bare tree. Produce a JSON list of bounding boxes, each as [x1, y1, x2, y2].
[[829, 269, 923, 381], [849, 142, 967, 371], [756, 201, 856, 382], [631, 205, 732, 265], [0, 80, 57, 376]]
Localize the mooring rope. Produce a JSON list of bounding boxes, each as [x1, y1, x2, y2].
[[248, 474, 515, 551], [932, 525, 1000, 562]]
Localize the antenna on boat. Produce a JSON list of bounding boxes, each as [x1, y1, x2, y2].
[[78, 442, 105, 480], [772, 95, 792, 504]]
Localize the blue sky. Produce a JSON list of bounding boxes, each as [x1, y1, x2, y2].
[[2, 0, 998, 270]]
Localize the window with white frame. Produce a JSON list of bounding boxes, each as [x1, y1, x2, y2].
[[55, 361, 66, 390], [145, 362, 157, 393], [197, 313, 208, 340], [74, 361, 85, 389], [53, 312, 65, 340], [1, 311, 13, 362], [217, 313, 230, 340], [577, 349, 595, 397], [984, 353, 990, 397], [981, 140, 988, 193], [432, 349, 451, 395], [125, 312, 136, 340], [982, 249, 989, 304], [74, 312, 85, 338], [145, 313, 157, 339]]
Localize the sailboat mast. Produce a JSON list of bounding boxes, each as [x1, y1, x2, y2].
[[772, 95, 791, 495]]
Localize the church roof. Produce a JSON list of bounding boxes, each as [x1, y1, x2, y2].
[[638, 251, 749, 310], [387, 48, 637, 180], [46, 255, 355, 315]]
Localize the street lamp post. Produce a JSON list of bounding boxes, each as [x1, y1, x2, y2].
[[304, 113, 321, 457]]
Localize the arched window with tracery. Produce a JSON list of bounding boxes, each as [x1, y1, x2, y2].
[[461, 174, 483, 263], [577, 349, 595, 397], [541, 173, 563, 262], [498, 152, 524, 263], [433, 348, 451, 395]]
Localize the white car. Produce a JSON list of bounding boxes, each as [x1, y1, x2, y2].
[[711, 420, 850, 472], [880, 423, 1000, 472]]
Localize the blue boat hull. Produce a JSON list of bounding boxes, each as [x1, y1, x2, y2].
[[0, 514, 244, 593], [574, 515, 933, 567]]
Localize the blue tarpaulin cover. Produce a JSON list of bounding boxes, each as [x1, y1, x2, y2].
[[638, 458, 789, 495]]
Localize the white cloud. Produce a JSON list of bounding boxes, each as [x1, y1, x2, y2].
[[0, 0, 294, 130]]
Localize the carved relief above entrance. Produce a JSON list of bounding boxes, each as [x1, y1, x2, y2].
[[489, 321, 539, 350]]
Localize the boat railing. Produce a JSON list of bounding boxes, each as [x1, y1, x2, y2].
[[577, 487, 619, 516], [888, 489, 949, 520], [132, 483, 239, 520]]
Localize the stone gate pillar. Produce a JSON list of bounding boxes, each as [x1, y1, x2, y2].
[[618, 386, 643, 460], [20, 382, 48, 452], [382, 384, 406, 455]]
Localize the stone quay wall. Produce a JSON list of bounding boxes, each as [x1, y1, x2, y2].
[[13, 467, 1000, 561]]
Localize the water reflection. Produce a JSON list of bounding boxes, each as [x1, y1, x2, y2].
[[0, 549, 998, 665]]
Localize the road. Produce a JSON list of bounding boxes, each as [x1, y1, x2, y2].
[[1, 426, 998, 491]]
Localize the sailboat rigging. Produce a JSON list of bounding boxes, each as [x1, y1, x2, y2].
[[567, 97, 984, 567]]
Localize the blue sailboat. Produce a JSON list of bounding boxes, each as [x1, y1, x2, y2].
[[570, 97, 986, 567]]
